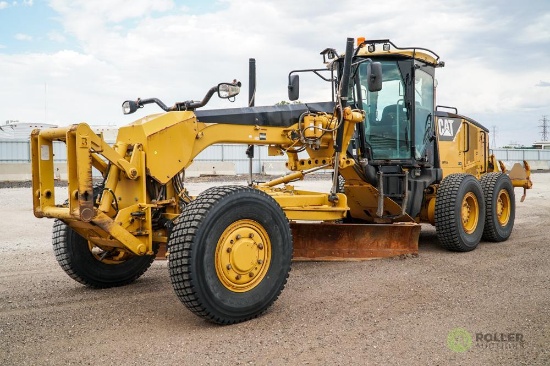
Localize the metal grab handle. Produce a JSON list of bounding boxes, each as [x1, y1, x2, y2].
[[463, 121, 470, 153]]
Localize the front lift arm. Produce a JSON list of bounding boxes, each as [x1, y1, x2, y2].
[[32, 123, 151, 256], [31, 106, 400, 258]]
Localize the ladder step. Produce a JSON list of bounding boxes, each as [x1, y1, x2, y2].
[[377, 170, 409, 218]]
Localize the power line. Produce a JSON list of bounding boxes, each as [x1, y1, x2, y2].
[[491, 125, 497, 147], [44, 82, 48, 124], [540, 115, 549, 141]]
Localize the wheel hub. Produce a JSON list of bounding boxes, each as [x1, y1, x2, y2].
[[496, 189, 511, 226], [215, 219, 271, 292], [461, 192, 479, 234]]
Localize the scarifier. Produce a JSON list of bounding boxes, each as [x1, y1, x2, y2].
[[31, 38, 532, 324]]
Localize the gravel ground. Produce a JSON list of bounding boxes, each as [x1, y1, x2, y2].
[[0, 173, 548, 365]]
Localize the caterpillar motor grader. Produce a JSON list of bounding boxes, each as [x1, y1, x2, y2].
[[31, 37, 532, 324]]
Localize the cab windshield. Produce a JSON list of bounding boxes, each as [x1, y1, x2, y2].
[[354, 60, 411, 160]]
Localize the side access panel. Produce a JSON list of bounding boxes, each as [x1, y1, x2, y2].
[[435, 111, 489, 178]]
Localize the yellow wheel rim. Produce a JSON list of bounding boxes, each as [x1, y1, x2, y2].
[[496, 189, 511, 226], [461, 192, 479, 234], [215, 219, 271, 293]]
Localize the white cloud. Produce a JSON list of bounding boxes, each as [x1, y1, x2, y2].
[[437, 60, 550, 113], [14, 33, 32, 41], [1, 0, 33, 7], [50, 0, 174, 24], [0, 0, 548, 146], [48, 31, 66, 43], [520, 13, 550, 43]]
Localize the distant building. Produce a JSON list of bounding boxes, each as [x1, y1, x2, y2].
[[0, 120, 118, 142], [533, 141, 550, 150], [0, 120, 58, 140], [91, 125, 118, 143], [501, 142, 527, 149]]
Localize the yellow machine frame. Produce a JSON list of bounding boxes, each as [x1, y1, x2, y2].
[[32, 106, 396, 257]]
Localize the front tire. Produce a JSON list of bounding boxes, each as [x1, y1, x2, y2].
[[52, 220, 156, 288], [168, 186, 292, 325], [480, 173, 515, 242], [435, 174, 486, 252]]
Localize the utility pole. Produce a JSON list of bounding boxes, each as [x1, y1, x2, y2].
[[44, 82, 47, 124], [491, 125, 497, 148], [539, 115, 549, 141]]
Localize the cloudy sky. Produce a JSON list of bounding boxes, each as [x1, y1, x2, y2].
[[1, 0, 549, 146]]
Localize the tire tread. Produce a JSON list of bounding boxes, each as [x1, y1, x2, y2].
[[434, 173, 484, 252], [480, 172, 515, 242], [168, 185, 292, 324], [52, 220, 156, 288]]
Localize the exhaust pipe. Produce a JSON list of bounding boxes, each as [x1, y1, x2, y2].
[[248, 58, 256, 107], [247, 58, 256, 184]]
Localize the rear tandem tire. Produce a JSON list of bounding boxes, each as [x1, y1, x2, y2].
[[480, 172, 515, 242], [168, 186, 293, 325], [434, 174, 486, 252], [52, 220, 156, 288]]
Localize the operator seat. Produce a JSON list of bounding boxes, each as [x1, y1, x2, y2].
[[368, 104, 409, 154], [380, 104, 400, 125]]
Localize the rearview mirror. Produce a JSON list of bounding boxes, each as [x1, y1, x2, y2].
[[218, 82, 241, 99], [288, 74, 300, 101], [366, 62, 382, 92]]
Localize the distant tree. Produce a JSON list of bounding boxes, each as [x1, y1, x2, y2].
[[275, 100, 301, 106], [502, 143, 527, 149]]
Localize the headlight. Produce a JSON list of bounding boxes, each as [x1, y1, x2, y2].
[[217, 81, 241, 99], [122, 100, 138, 115]]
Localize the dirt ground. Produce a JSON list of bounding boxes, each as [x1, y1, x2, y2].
[[0, 173, 548, 365]]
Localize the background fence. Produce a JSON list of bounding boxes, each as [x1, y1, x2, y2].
[[1, 140, 548, 181], [0, 140, 292, 179], [0, 140, 290, 171], [492, 148, 550, 162]]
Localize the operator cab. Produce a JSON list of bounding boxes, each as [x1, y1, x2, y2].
[[349, 39, 444, 167], [341, 39, 446, 218]]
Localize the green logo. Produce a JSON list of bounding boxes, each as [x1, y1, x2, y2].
[[447, 328, 473, 353]]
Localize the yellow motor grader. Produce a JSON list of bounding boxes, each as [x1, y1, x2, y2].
[[31, 38, 531, 324]]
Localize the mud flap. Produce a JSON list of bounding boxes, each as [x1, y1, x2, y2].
[[290, 222, 420, 261]]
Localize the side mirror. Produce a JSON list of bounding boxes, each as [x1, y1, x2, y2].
[[122, 100, 138, 115], [288, 74, 300, 101], [218, 82, 241, 99], [366, 62, 382, 92]]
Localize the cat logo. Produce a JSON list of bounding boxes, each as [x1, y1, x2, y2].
[[437, 118, 461, 141], [439, 119, 454, 136]]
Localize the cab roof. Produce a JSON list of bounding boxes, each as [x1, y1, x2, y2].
[[354, 39, 443, 67]]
